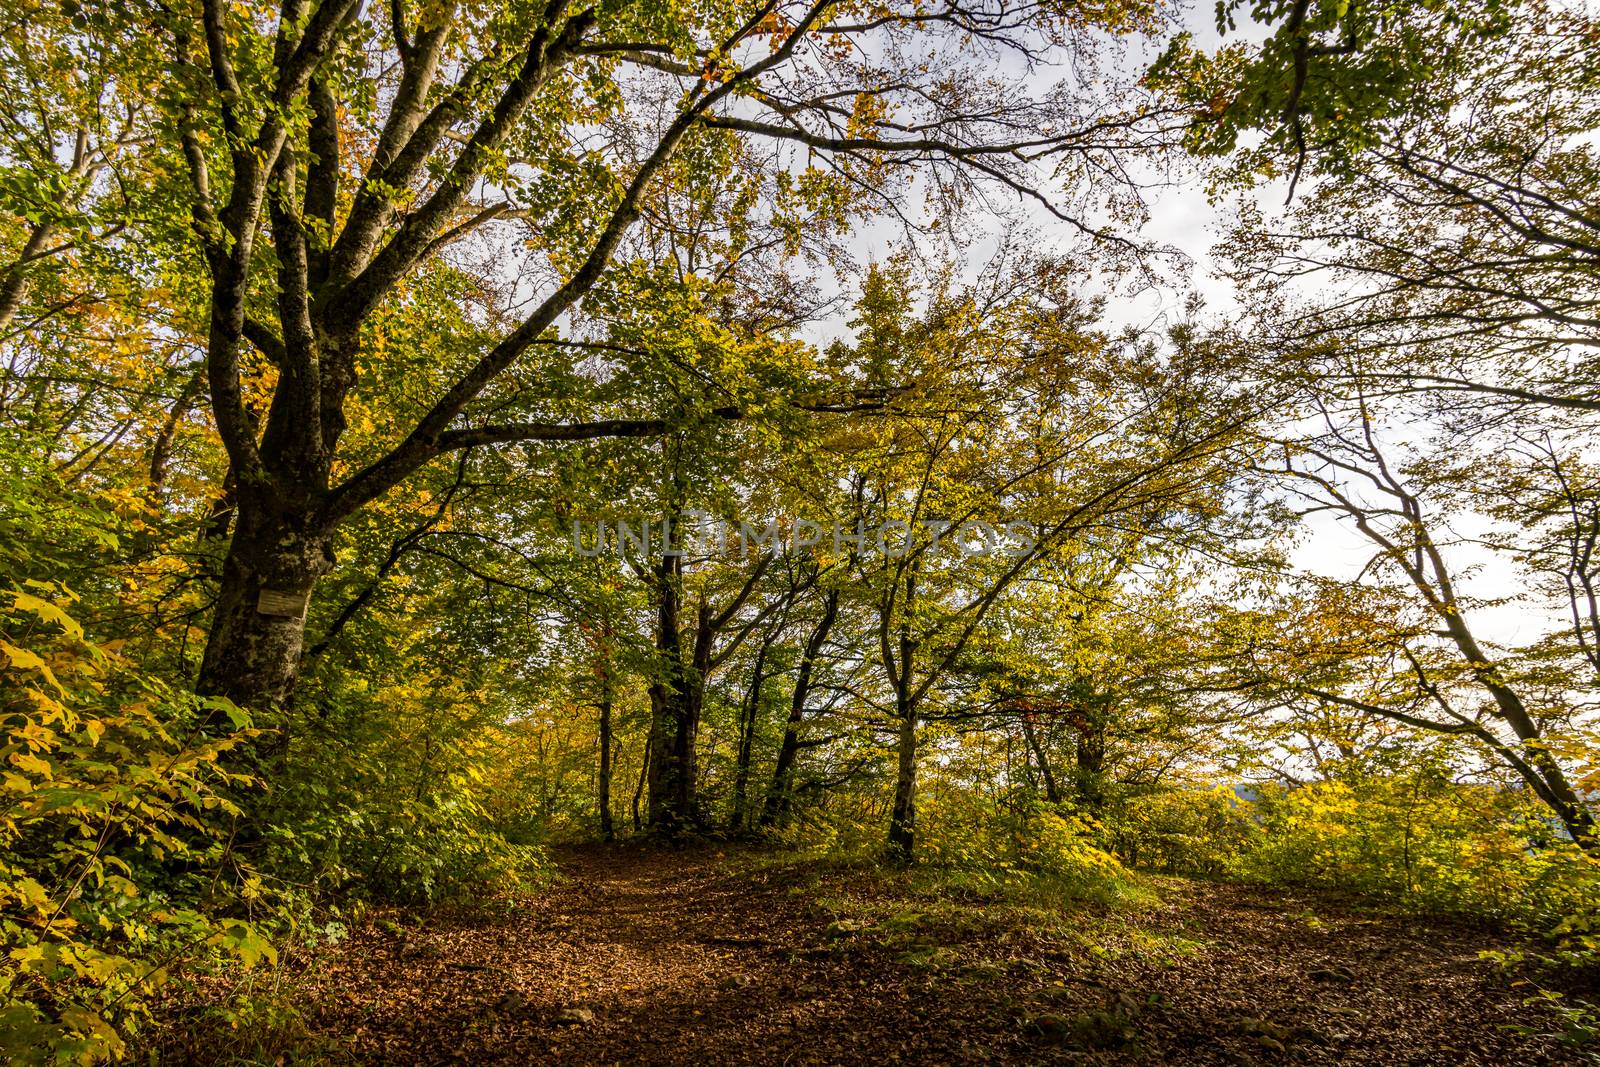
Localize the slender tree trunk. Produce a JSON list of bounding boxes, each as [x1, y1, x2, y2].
[[148, 366, 206, 492], [1344, 463, 1598, 846], [1460, 669, 1593, 843], [729, 632, 773, 832], [887, 688, 918, 861], [762, 590, 838, 828], [0, 219, 54, 340], [1020, 716, 1061, 804], [1422, 538, 1595, 843], [632, 738, 649, 833], [598, 694, 614, 841], [885, 571, 919, 862], [0, 131, 100, 341]]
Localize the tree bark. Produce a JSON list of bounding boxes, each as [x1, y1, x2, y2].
[[594, 618, 616, 841], [0, 219, 55, 339], [148, 366, 206, 491], [1325, 451, 1599, 845], [887, 690, 919, 861], [598, 693, 614, 841], [157, 0, 1158, 733], [645, 530, 774, 833], [1073, 708, 1106, 812], [1020, 716, 1061, 805], [728, 630, 773, 833], [195, 491, 334, 712], [761, 590, 838, 828], [886, 568, 919, 862], [646, 549, 703, 834], [631, 738, 649, 833]]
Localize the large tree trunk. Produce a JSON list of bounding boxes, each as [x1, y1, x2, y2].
[[645, 550, 703, 834], [650, 680, 702, 831], [194, 209, 346, 716], [1073, 707, 1107, 812], [645, 683, 681, 831], [195, 491, 334, 712]]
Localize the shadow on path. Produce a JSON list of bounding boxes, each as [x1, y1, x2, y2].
[[282, 843, 1571, 1065]]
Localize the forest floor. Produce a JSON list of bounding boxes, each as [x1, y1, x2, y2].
[[192, 843, 1591, 1065]]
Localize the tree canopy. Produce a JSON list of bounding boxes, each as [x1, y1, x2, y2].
[[3, 0, 1600, 1059]]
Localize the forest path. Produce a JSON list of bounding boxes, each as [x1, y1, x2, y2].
[[277, 843, 1571, 1065]]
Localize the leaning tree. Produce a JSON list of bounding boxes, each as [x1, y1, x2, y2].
[[42, 0, 1182, 716]]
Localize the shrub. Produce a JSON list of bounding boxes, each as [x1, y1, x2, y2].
[[1, 583, 272, 1063], [1111, 786, 1259, 876], [265, 670, 549, 908], [1233, 775, 1578, 919]]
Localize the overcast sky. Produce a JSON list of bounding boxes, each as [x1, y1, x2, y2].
[[1035, 3, 1550, 649], [771, 2, 1558, 650]]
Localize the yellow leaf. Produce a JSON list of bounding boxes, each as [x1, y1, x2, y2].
[[9, 592, 83, 640], [0, 641, 64, 694], [9, 752, 53, 779]]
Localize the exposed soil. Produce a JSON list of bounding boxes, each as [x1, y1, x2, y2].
[[246, 844, 1586, 1064]]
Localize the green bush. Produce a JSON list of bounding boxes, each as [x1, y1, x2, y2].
[[1, 583, 273, 1064], [1111, 786, 1259, 876], [1233, 776, 1582, 919], [771, 785, 1139, 906], [1114, 773, 1600, 938], [264, 672, 548, 908]]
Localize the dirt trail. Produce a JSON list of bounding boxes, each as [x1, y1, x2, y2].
[[280, 844, 1577, 1065]]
